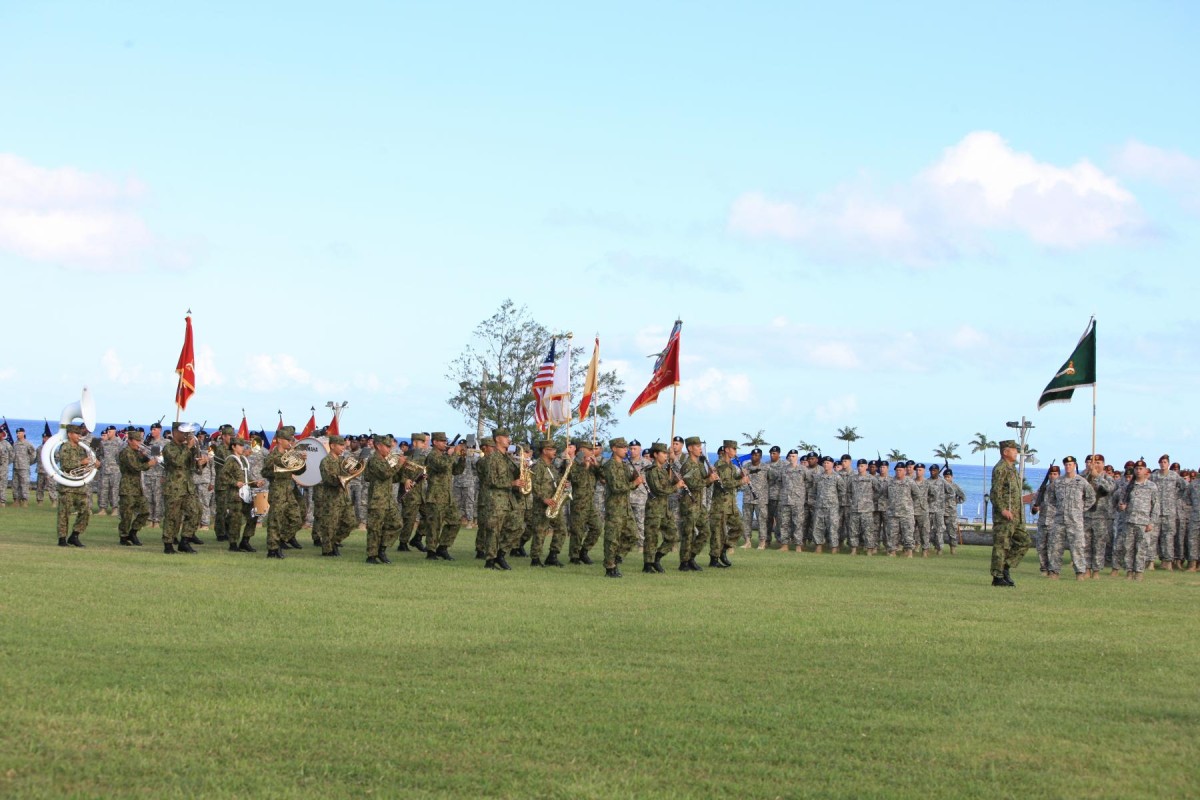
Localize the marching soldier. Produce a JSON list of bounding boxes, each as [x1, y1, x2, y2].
[[262, 426, 303, 559], [473, 437, 495, 558], [677, 436, 716, 570], [420, 432, 467, 561], [364, 435, 405, 564], [479, 428, 524, 570], [601, 437, 642, 578], [399, 433, 429, 552], [55, 423, 94, 547], [642, 442, 683, 572], [162, 423, 205, 554], [568, 439, 604, 565], [529, 440, 568, 567], [709, 441, 746, 568], [315, 435, 358, 556], [117, 429, 154, 546], [211, 425, 234, 542], [219, 437, 262, 552]]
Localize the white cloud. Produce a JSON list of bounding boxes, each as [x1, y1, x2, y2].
[[728, 131, 1149, 263], [0, 153, 194, 270], [947, 324, 988, 351], [813, 394, 859, 424], [807, 342, 861, 369], [238, 353, 313, 393], [195, 344, 225, 388], [0, 367, 16, 381], [1111, 140, 1200, 214], [679, 367, 752, 413]]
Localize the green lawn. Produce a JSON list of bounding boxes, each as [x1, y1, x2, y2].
[[1, 503, 1196, 799]]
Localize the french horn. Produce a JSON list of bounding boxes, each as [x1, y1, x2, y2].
[[40, 387, 100, 488]]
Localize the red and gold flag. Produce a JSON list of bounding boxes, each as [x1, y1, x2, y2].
[[628, 320, 681, 416], [174, 314, 196, 412]]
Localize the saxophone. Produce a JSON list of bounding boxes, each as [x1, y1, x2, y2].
[[545, 459, 574, 519], [516, 450, 532, 495]]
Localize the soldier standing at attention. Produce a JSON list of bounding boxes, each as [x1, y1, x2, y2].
[[627, 440, 650, 548], [117, 429, 155, 546], [884, 462, 918, 557], [765, 445, 783, 546], [1118, 458, 1158, 581], [642, 442, 683, 573], [1048, 456, 1097, 580], [480, 428, 524, 570], [162, 423, 205, 554], [219, 437, 262, 552], [1149, 454, 1186, 570], [315, 435, 357, 556], [873, 461, 889, 550], [10, 428, 36, 507], [847, 458, 876, 555], [741, 448, 769, 549], [55, 423, 94, 547], [420, 432, 467, 561], [1032, 465, 1060, 574], [925, 465, 946, 556], [677, 436, 717, 571], [528, 440, 568, 567], [1082, 455, 1116, 579], [710, 441, 747, 568], [777, 449, 807, 552], [811, 456, 845, 554], [35, 430, 58, 506], [96, 426, 122, 515], [601, 437, 642, 578], [989, 440, 1028, 587], [363, 435, 404, 564], [0, 429, 11, 506], [941, 467, 965, 553], [911, 464, 931, 555], [262, 426, 303, 559]]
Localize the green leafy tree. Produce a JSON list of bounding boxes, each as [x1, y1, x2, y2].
[[932, 442, 960, 463], [796, 440, 819, 453], [741, 429, 768, 448], [886, 448, 907, 461], [834, 426, 862, 456]]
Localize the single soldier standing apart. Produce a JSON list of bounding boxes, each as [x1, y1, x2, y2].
[[601, 437, 643, 578], [642, 442, 683, 572], [989, 439, 1028, 587], [117, 428, 155, 546], [55, 423, 95, 547], [262, 426, 303, 559], [1118, 458, 1158, 581], [420, 432, 467, 561]]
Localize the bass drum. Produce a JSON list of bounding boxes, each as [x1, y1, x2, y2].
[[292, 437, 329, 487]]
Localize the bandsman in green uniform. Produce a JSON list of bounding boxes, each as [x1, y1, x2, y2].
[[117, 428, 154, 546], [479, 428, 524, 570], [420, 432, 468, 561], [601, 437, 643, 578], [219, 437, 262, 552], [262, 426, 303, 558], [162, 422, 207, 554], [529, 439, 568, 567], [677, 436, 717, 571], [211, 424, 234, 542], [364, 435, 405, 564], [710, 440, 748, 567], [315, 435, 358, 556], [398, 432, 429, 552], [568, 439, 604, 565], [642, 441, 684, 572], [473, 437, 495, 558], [55, 423, 95, 548]]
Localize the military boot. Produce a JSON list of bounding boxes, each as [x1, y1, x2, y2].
[[58, 537, 68, 547], [720, 553, 732, 567], [163, 542, 176, 554], [545, 552, 563, 567], [378, 551, 392, 564], [689, 558, 703, 571], [366, 555, 381, 564], [579, 550, 593, 565], [426, 549, 439, 560], [653, 554, 665, 573], [605, 567, 622, 578], [436, 546, 454, 561], [228, 539, 240, 552], [267, 548, 284, 559], [238, 538, 256, 553], [178, 540, 197, 553], [642, 562, 656, 573], [1003, 567, 1015, 587], [709, 556, 726, 569], [67, 533, 85, 548], [129, 532, 144, 546], [286, 538, 302, 549], [992, 575, 1008, 587], [120, 537, 133, 547], [409, 534, 427, 552], [495, 552, 512, 570]]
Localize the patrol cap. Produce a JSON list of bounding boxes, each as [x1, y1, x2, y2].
[[722, 439, 738, 450], [609, 437, 628, 449], [538, 440, 556, 451], [570, 438, 588, 449], [492, 428, 510, 439], [171, 421, 185, 433], [856, 458, 867, 466], [787, 449, 798, 456], [220, 424, 235, 435], [751, 448, 762, 456], [276, 426, 296, 441], [1062, 455, 1077, 465], [66, 423, 84, 435], [411, 432, 428, 443], [999, 439, 1018, 450], [480, 437, 495, 447], [673, 436, 684, 443], [685, 436, 702, 446], [230, 437, 247, 447], [769, 445, 780, 454], [127, 429, 145, 441], [649, 442, 668, 455], [629, 439, 641, 447], [328, 435, 346, 445], [431, 432, 448, 442], [376, 434, 394, 447]]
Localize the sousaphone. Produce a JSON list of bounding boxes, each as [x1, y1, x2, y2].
[[41, 387, 100, 487]]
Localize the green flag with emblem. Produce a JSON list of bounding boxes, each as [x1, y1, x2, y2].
[[1037, 318, 1096, 409]]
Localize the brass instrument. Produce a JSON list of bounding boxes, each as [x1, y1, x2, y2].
[[339, 454, 366, 487], [545, 459, 574, 519], [274, 449, 308, 473], [41, 387, 100, 487], [516, 449, 532, 495], [385, 452, 404, 469]]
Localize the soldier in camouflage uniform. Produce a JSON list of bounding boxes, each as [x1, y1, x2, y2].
[[314, 435, 358, 556], [1118, 458, 1158, 580], [911, 464, 932, 554], [140, 423, 166, 525], [837, 455, 853, 548], [363, 435, 404, 564], [677, 436, 716, 570], [740, 448, 769, 548], [1031, 465, 1060, 573], [162, 423, 206, 554], [940, 467, 965, 553], [0, 432, 11, 506], [669, 437, 686, 538], [191, 433, 215, 532], [1047, 456, 1096, 579], [262, 426, 304, 558], [568, 440, 604, 564], [600, 437, 642, 577], [709, 441, 746, 568], [884, 462, 918, 557], [847, 458, 876, 554], [873, 462, 890, 548], [219, 437, 262, 552], [35, 431, 58, 505], [347, 437, 368, 525], [528, 440, 568, 567], [777, 450, 807, 552], [210, 425, 234, 541], [117, 429, 154, 546], [453, 446, 480, 527], [1082, 455, 1116, 579], [765, 446, 783, 546], [1149, 455, 1186, 570], [96, 427, 122, 514], [989, 440, 1028, 586], [398, 433, 429, 552], [1185, 471, 1200, 571], [641, 442, 682, 572], [55, 424, 94, 547], [10, 428, 36, 506], [925, 465, 946, 555], [811, 456, 845, 553], [627, 440, 650, 548], [420, 432, 467, 561], [479, 428, 524, 570], [473, 438, 494, 558], [1109, 463, 1133, 575]]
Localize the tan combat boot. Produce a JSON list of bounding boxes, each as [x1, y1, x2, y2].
[[815, 544, 823, 554], [849, 547, 857, 556]]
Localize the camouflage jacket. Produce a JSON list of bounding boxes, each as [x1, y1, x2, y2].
[[424, 449, 466, 504], [812, 471, 844, 510], [602, 457, 636, 499], [1083, 472, 1116, 519], [163, 441, 200, 497], [1149, 469, 1186, 518], [117, 446, 154, 496], [1122, 480, 1158, 527], [885, 477, 919, 514], [911, 478, 930, 512], [364, 454, 402, 508], [847, 472, 876, 512], [778, 463, 807, 505], [741, 462, 769, 505], [1050, 474, 1096, 525], [942, 479, 965, 516], [645, 462, 676, 506], [766, 459, 784, 501], [989, 460, 1022, 519]]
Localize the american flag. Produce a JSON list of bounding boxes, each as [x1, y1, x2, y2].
[[532, 339, 557, 432]]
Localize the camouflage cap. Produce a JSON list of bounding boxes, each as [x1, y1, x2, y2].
[[377, 434, 395, 447], [999, 439, 1018, 450], [570, 438, 588, 449], [609, 437, 628, 449], [411, 432, 428, 443], [684, 436, 701, 446], [537, 439, 556, 451], [230, 437, 247, 447], [220, 424, 235, 435], [722, 439, 738, 450], [328, 435, 346, 445], [492, 428, 511, 439], [480, 437, 495, 448], [649, 442, 668, 455], [276, 426, 296, 441], [171, 421, 185, 433], [127, 429, 145, 441], [431, 432, 448, 442], [66, 423, 84, 435]]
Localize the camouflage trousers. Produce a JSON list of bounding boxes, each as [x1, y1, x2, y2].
[[528, 504, 567, 560], [885, 514, 914, 552], [742, 502, 766, 544], [914, 512, 932, 551], [36, 473, 58, 503], [482, 495, 523, 559], [97, 469, 119, 511], [1124, 522, 1155, 573], [677, 495, 711, 563], [349, 479, 367, 523], [643, 498, 678, 563], [630, 497, 647, 547], [420, 496, 462, 552], [227, 497, 257, 543], [603, 496, 638, 569], [1035, 517, 1054, 572], [1084, 515, 1111, 572], [56, 489, 90, 538], [143, 475, 164, 522], [366, 499, 403, 557], [1187, 515, 1200, 563], [11, 470, 30, 502], [990, 520, 1031, 578], [939, 513, 957, 550], [401, 492, 423, 543], [162, 489, 199, 545], [118, 490, 149, 538], [811, 507, 840, 547], [1156, 515, 1177, 562], [453, 482, 477, 523], [709, 497, 740, 556], [315, 491, 357, 554], [766, 499, 780, 542], [778, 502, 806, 547], [569, 499, 603, 559], [849, 510, 874, 549], [193, 481, 212, 526], [1111, 515, 1127, 570], [1048, 517, 1086, 575], [266, 495, 302, 551]]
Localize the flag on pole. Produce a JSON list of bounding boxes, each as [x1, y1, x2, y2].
[[579, 336, 600, 422], [327, 409, 340, 436], [628, 320, 681, 416], [43, 420, 52, 438], [547, 339, 572, 426], [1037, 317, 1097, 409], [0, 419, 11, 444], [297, 411, 316, 440], [237, 411, 250, 441], [175, 313, 196, 412], [532, 340, 557, 432]]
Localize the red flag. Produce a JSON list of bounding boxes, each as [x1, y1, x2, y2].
[[174, 314, 196, 411], [297, 413, 316, 440], [579, 336, 600, 421], [628, 320, 681, 416], [327, 410, 340, 436], [237, 411, 250, 441], [531, 340, 556, 432]]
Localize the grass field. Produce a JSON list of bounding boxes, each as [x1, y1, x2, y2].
[[1, 503, 1197, 799]]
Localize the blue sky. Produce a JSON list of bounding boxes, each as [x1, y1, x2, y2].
[[2, 2, 1198, 463]]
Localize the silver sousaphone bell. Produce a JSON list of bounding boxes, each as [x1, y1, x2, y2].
[[41, 387, 100, 487]]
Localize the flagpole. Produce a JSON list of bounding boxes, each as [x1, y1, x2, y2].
[[1092, 384, 1097, 457]]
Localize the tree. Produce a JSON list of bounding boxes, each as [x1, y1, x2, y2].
[[796, 440, 819, 453], [932, 442, 960, 463], [886, 448, 907, 461], [834, 426, 861, 456], [741, 429, 768, 448], [970, 432, 998, 526], [445, 300, 625, 444], [1019, 444, 1039, 466]]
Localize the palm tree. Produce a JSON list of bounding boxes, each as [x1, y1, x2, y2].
[[970, 432, 997, 525], [740, 429, 768, 448], [1019, 444, 1038, 466], [796, 440, 819, 453], [886, 448, 907, 461], [834, 426, 862, 456], [932, 442, 960, 464]]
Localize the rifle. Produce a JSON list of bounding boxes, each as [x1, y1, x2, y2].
[[1030, 459, 1057, 516]]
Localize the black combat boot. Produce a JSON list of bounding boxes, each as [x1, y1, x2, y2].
[[366, 555, 381, 564], [689, 559, 703, 572], [511, 545, 527, 557], [58, 537, 68, 547], [238, 538, 256, 553], [475, 549, 486, 560], [67, 533, 85, 548], [436, 546, 454, 561], [1002, 567, 1015, 587], [396, 541, 410, 552], [579, 550, 593, 565], [426, 549, 439, 560], [120, 537, 132, 546], [530, 556, 543, 567], [720, 553, 732, 567], [129, 532, 144, 546], [709, 556, 725, 568], [267, 548, 284, 559], [163, 542, 176, 554], [228, 539, 239, 551], [378, 551, 392, 564], [186, 535, 204, 545], [216, 533, 229, 543], [495, 551, 512, 570], [569, 555, 582, 564], [992, 575, 1007, 587], [545, 552, 563, 567], [410, 535, 427, 552], [178, 540, 197, 553], [286, 538, 302, 549], [642, 563, 657, 574], [653, 555, 665, 573], [605, 567, 622, 578], [312, 532, 322, 546]]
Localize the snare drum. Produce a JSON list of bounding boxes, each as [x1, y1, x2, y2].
[[252, 489, 270, 518]]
